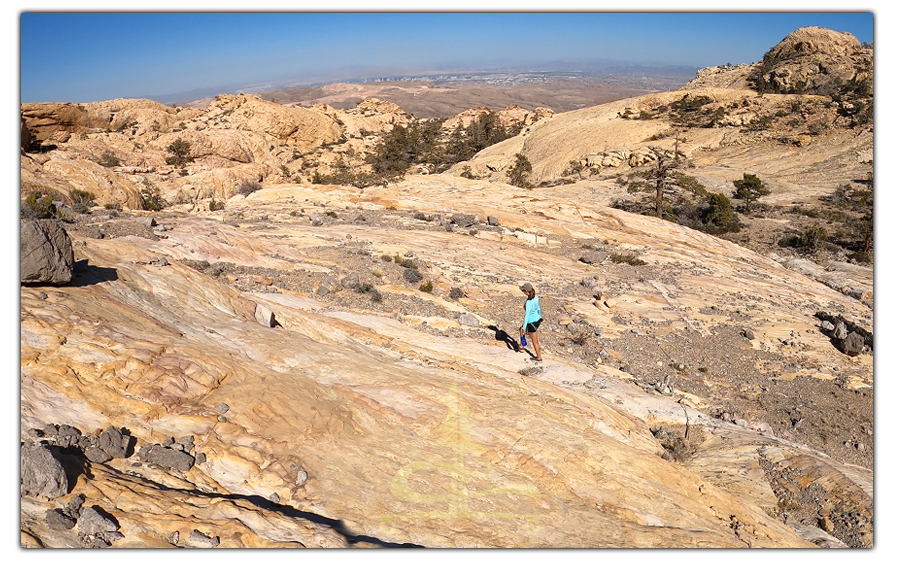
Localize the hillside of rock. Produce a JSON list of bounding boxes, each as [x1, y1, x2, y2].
[[20, 26, 873, 549]]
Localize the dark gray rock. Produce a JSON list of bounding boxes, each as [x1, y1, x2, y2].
[[341, 273, 360, 289], [579, 250, 609, 265], [99, 426, 127, 458], [145, 444, 195, 472], [450, 213, 477, 227], [137, 216, 157, 227], [742, 329, 756, 340], [21, 219, 75, 284], [316, 275, 340, 295], [46, 508, 77, 530], [177, 435, 195, 452], [21, 441, 68, 499], [77, 506, 119, 535], [56, 425, 82, 448], [487, 215, 500, 226], [83, 445, 113, 463], [214, 403, 229, 414], [840, 332, 866, 356], [99, 531, 125, 543], [66, 493, 86, 518]]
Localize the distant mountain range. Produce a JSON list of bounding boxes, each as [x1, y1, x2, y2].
[[146, 63, 701, 107]]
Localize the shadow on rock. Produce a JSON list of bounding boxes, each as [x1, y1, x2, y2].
[[487, 325, 522, 352], [68, 260, 118, 286]]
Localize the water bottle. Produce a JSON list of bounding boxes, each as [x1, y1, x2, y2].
[[520, 334, 527, 347]]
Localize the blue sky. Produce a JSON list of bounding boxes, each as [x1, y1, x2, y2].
[[19, 8, 874, 104]]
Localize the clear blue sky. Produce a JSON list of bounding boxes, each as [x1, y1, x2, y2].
[[19, 9, 874, 104]]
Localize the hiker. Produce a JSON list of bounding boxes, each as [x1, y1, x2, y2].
[[519, 282, 543, 361]]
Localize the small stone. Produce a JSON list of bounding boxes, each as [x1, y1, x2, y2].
[[46, 508, 77, 530], [218, 416, 228, 423], [77, 506, 119, 535], [296, 470, 309, 486], [38, 291, 48, 300], [268, 492, 280, 503], [187, 529, 220, 548], [458, 313, 480, 327]]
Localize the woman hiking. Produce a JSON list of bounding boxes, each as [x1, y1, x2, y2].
[[519, 282, 543, 362]]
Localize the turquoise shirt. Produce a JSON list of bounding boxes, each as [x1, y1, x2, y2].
[[523, 296, 542, 330]]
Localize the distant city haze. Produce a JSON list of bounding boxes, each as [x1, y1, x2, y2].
[[19, 11, 873, 104]]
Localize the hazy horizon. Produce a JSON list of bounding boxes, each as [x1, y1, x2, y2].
[[19, 10, 874, 104]]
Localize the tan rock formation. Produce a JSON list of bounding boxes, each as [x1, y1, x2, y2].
[[21, 173, 871, 548]]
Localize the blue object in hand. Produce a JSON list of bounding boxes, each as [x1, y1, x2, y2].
[[520, 334, 527, 347]]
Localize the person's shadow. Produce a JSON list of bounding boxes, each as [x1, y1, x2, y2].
[[487, 325, 530, 355]]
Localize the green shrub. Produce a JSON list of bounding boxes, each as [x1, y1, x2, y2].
[[139, 179, 167, 211], [701, 193, 741, 232], [22, 192, 56, 219], [394, 256, 417, 269], [506, 153, 533, 189], [732, 173, 771, 212], [165, 138, 193, 167], [419, 280, 434, 293], [69, 188, 96, 214]]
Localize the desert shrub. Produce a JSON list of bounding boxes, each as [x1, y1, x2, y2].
[[236, 180, 261, 195], [394, 256, 417, 269], [22, 192, 56, 219], [99, 151, 121, 167], [381, 254, 393, 263], [403, 268, 423, 283], [419, 280, 434, 293], [651, 426, 696, 463], [139, 179, 167, 211], [460, 165, 476, 179], [208, 199, 225, 212], [69, 188, 96, 214], [798, 223, 829, 251], [506, 153, 533, 189], [165, 138, 193, 167], [450, 287, 464, 300], [610, 252, 646, 266], [104, 202, 122, 211]]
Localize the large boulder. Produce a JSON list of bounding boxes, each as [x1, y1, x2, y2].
[[21, 442, 68, 499], [21, 219, 75, 284]]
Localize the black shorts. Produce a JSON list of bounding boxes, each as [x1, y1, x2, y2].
[[525, 319, 542, 333]]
